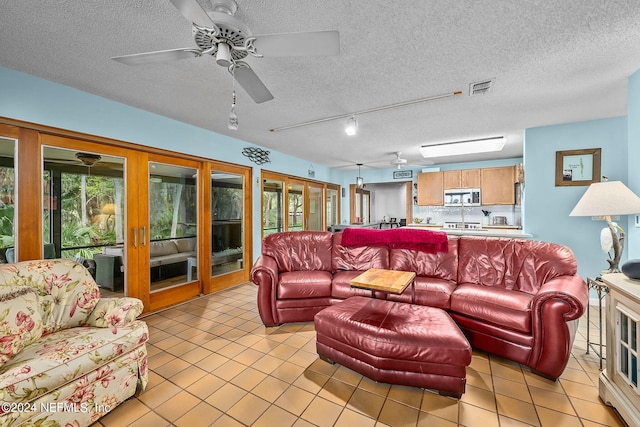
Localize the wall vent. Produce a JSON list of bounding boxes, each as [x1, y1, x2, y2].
[[469, 78, 494, 96]]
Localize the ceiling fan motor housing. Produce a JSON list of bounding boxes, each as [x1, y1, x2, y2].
[[193, 3, 252, 62]]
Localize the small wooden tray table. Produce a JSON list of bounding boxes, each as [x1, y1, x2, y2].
[[350, 268, 416, 294]]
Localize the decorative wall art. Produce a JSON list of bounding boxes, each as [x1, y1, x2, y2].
[[242, 147, 271, 165], [555, 148, 601, 186], [393, 170, 413, 179]]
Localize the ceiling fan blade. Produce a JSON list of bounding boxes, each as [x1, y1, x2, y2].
[[169, 0, 216, 27], [231, 62, 274, 104], [252, 30, 340, 57], [111, 48, 201, 65]]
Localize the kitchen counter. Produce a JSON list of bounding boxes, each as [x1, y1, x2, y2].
[[407, 223, 532, 239], [330, 222, 384, 232]]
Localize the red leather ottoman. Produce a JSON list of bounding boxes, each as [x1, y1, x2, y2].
[[314, 296, 472, 397]]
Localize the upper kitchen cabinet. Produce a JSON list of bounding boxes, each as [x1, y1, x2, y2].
[[417, 171, 444, 205], [443, 169, 481, 189], [481, 166, 516, 205]]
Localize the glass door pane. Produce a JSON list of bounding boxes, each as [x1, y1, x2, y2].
[[148, 162, 198, 293], [262, 178, 284, 236], [211, 170, 244, 277], [326, 186, 339, 229], [307, 184, 324, 231], [42, 146, 126, 295], [287, 182, 305, 231], [0, 137, 16, 263], [362, 192, 371, 223]]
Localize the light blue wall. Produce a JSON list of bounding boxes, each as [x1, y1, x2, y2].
[[628, 69, 640, 258], [0, 66, 337, 261], [524, 116, 628, 279]]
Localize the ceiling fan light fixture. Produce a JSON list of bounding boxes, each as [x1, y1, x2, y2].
[[75, 152, 102, 167], [420, 136, 506, 158], [216, 42, 231, 66], [345, 116, 358, 136]]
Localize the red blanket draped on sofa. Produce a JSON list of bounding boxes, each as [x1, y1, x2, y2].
[[340, 227, 448, 253]]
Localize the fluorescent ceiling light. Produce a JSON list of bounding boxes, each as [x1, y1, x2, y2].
[[420, 136, 506, 158]]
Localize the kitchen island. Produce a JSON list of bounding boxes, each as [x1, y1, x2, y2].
[[406, 223, 532, 239]]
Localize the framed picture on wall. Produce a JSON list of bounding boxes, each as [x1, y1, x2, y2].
[[555, 148, 601, 186], [393, 170, 412, 179]]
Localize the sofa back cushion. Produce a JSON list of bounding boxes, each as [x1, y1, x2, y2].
[[0, 287, 43, 367], [389, 237, 458, 281], [0, 259, 100, 335], [457, 237, 578, 294], [150, 240, 179, 257], [332, 232, 389, 272], [263, 231, 333, 272], [174, 237, 196, 253]]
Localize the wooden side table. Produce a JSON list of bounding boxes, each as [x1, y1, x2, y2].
[[586, 276, 608, 370]]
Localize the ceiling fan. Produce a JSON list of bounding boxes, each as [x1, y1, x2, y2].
[[44, 152, 124, 170], [390, 152, 408, 169], [111, 0, 340, 104]]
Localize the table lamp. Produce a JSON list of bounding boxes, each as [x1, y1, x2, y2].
[[569, 178, 640, 274]]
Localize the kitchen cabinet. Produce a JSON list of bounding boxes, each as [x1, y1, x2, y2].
[[481, 166, 516, 205], [443, 169, 480, 189], [417, 171, 443, 205]]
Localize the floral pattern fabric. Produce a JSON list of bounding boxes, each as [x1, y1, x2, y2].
[[0, 259, 148, 427], [0, 288, 43, 367]]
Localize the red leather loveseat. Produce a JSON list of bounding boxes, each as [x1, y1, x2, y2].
[[250, 231, 588, 379]]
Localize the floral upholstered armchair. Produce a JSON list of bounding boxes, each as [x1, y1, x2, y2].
[[0, 259, 148, 427]]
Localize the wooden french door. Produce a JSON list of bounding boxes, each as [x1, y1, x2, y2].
[[137, 152, 202, 312], [1, 121, 253, 314]]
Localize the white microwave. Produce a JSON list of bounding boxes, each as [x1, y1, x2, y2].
[[444, 188, 481, 207]]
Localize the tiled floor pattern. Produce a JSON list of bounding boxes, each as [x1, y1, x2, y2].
[[93, 284, 625, 427]]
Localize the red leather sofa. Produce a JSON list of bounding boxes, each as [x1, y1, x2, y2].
[[250, 231, 588, 379]]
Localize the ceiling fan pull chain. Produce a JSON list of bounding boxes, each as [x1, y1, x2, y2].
[[228, 62, 239, 130]]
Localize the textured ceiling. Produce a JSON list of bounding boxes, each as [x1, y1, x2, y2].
[[2, 1, 640, 170]]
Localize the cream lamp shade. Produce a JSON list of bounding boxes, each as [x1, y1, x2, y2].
[[569, 181, 640, 217], [570, 180, 640, 274]]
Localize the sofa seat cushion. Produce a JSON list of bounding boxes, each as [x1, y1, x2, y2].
[[149, 252, 196, 268], [451, 284, 532, 333], [277, 271, 332, 299], [411, 277, 457, 309], [0, 320, 149, 405]]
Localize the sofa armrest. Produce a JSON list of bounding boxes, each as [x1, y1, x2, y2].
[[532, 275, 588, 322], [84, 297, 144, 333], [250, 255, 280, 326], [528, 274, 588, 378]]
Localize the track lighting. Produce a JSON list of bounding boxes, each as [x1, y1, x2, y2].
[[345, 116, 358, 136], [420, 136, 505, 158]]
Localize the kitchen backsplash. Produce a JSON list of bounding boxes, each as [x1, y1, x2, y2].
[[413, 205, 522, 227]]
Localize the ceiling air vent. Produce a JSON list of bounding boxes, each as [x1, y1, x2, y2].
[[469, 78, 494, 96]]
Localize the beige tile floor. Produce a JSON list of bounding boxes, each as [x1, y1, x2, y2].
[[93, 284, 626, 427]]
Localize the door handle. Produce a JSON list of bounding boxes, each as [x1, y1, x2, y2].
[[140, 227, 146, 246], [132, 227, 138, 248]]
